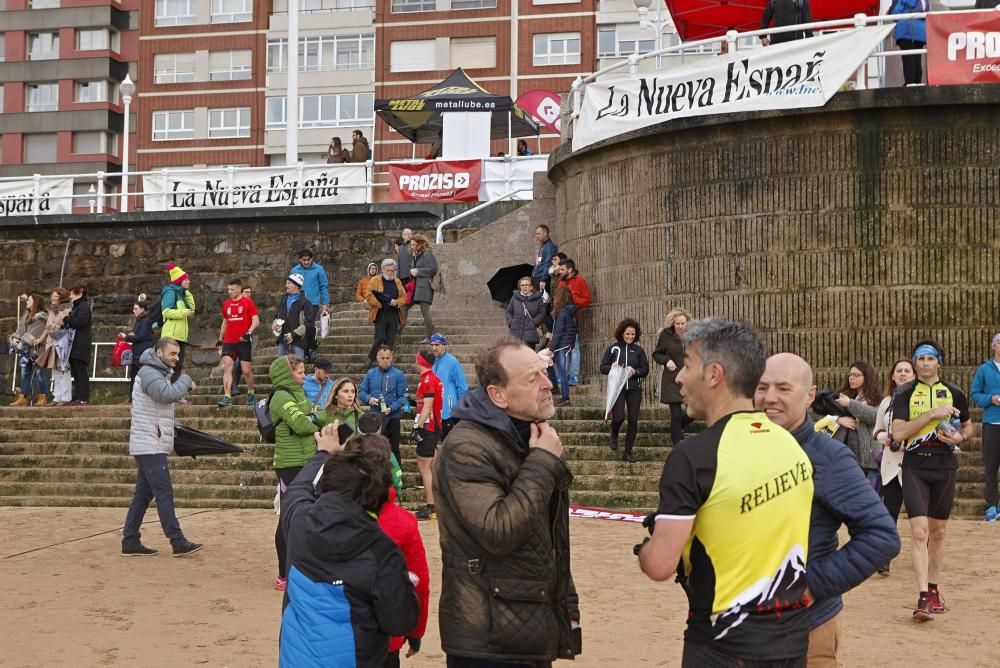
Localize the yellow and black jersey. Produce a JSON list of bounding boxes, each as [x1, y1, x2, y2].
[[892, 379, 970, 470], [656, 411, 814, 660]]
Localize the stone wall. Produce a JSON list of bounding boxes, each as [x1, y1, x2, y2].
[[549, 85, 1000, 391]]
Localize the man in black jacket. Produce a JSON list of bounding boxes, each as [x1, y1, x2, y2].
[[273, 273, 312, 359], [760, 0, 813, 45], [66, 285, 93, 405]]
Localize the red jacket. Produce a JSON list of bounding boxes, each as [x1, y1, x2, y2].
[[562, 273, 592, 311], [378, 488, 430, 653]]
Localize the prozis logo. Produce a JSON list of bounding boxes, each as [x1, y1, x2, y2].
[[398, 172, 470, 193], [749, 421, 770, 434], [948, 31, 1000, 69]]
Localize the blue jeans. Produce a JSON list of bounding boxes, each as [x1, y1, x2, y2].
[[122, 454, 184, 547], [276, 341, 305, 358], [570, 336, 581, 379], [554, 349, 571, 399], [19, 357, 47, 397]]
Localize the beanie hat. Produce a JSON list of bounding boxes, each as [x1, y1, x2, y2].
[[288, 273, 305, 288], [167, 262, 189, 285]]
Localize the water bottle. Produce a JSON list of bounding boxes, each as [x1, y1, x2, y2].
[[380, 397, 388, 413], [403, 392, 411, 415]]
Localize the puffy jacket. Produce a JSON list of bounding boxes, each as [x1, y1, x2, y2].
[[842, 398, 879, 471], [551, 303, 578, 352], [506, 290, 546, 345], [432, 351, 468, 421], [11, 311, 48, 354], [303, 375, 334, 408], [275, 292, 313, 348], [279, 452, 420, 668], [129, 348, 193, 456], [652, 327, 684, 404], [364, 276, 408, 325], [270, 356, 330, 470], [889, 0, 927, 43], [291, 261, 330, 308], [378, 487, 430, 655], [599, 341, 650, 392], [561, 273, 591, 311], [971, 359, 1000, 425], [532, 238, 557, 283], [124, 313, 157, 365], [411, 250, 438, 305], [791, 418, 901, 629], [65, 296, 92, 361], [160, 284, 194, 343], [352, 136, 370, 163], [359, 365, 408, 420], [434, 388, 580, 663]]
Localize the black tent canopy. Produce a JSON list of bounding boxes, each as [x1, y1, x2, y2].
[[375, 68, 540, 144]]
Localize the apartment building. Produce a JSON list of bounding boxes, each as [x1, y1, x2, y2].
[[0, 0, 138, 204], [374, 0, 598, 161], [135, 0, 271, 171]]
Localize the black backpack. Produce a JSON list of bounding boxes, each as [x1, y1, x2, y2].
[[255, 395, 276, 443]]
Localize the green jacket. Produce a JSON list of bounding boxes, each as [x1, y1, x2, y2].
[[160, 284, 195, 343], [327, 404, 403, 494], [269, 356, 330, 469]]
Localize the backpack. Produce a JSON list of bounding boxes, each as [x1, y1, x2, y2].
[[147, 301, 165, 335], [255, 395, 276, 443]]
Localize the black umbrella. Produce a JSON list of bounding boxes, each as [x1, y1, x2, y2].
[[174, 424, 244, 458], [487, 263, 534, 305]]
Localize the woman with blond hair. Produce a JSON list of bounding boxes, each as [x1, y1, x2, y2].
[[406, 233, 438, 343], [37, 287, 73, 405], [9, 293, 49, 406], [652, 307, 693, 445]]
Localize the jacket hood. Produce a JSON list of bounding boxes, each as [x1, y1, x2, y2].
[[305, 490, 383, 561], [511, 290, 543, 303], [269, 356, 307, 398], [451, 388, 525, 450], [139, 347, 170, 373]]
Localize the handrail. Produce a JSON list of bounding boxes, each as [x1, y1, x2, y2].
[[436, 189, 529, 244]]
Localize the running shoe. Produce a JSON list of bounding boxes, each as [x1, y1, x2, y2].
[[246, 392, 255, 406], [913, 594, 933, 622], [415, 507, 437, 521], [275, 576, 287, 591], [171, 540, 204, 557], [217, 395, 232, 407], [121, 543, 158, 557], [928, 588, 946, 614], [985, 505, 999, 522], [553, 397, 571, 407]]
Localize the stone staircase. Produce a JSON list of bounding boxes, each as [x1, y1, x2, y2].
[[0, 302, 679, 512]]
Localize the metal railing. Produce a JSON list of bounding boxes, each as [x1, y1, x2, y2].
[[435, 188, 530, 244], [8, 341, 128, 394]]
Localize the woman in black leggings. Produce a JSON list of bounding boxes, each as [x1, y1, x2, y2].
[[653, 308, 693, 446], [599, 318, 649, 463], [873, 357, 915, 575]]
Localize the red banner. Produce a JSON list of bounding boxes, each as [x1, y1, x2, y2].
[[927, 10, 1000, 85], [516, 90, 562, 134], [388, 160, 481, 202]]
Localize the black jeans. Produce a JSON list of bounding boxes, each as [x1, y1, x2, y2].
[[447, 657, 549, 668], [668, 402, 694, 445], [69, 357, 90, 402], [897, 38, 925, 85], [681, 641, 805, 668], [384, 651, 400, 668], [610, 388, 642, 453], [383, 417, 402, 466], [983, 423, 1000, 507], [122, 454, 184, 547], [369, 309, 400, 362], [274, 466, 302, 578], [882, 477, 904, 524]]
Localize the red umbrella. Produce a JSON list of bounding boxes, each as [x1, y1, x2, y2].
[[664, 0, 881, 42]]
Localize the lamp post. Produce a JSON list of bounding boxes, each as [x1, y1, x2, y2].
[[632, 0, 667, 70], [119, 73, 135, 213]]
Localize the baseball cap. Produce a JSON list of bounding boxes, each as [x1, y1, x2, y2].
[[288, 273, 305, 288], [429, 333, 448, 345]]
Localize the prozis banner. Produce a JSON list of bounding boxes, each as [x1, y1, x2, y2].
[[389, 160, 481, 202], [927, 10, 1000, 85]]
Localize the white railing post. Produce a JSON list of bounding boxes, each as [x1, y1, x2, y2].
[[628, 53, 640, 76], [571, 77, 583, 119], [227, 165, 237, 208], [366, 160, 374, 203], [32, 174, 41, 216], [296, 160, 305, 206], [96, 171, 106, 213], [160, 168, 169, 210], [88, 184, 96, 213], [726, 29, 738, 61], [854, 14, 868, 90]]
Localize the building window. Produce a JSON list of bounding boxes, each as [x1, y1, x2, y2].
[[154, 52, 196, 83], [0, 34, 5, 63], [391, 0, 435, 13], [449, 36, 496, 69], [211, 0, 252, 23], [533, 32, 581, 66], [30, 0, 60, 7], [266, 35, 374, 73], [76, 28, 116, 51], [26, 83, 58, 112], [75, 80, 109, 103], [389, 40, 436, 73], [209, 50, 252, 80], [28, 32, 60, 60], [152, 110, 195, 140], [300, 0, 321, 10], [24, 134, 58, 164], [208, 107, 251, 138], [451, 0, 495, 8], [266, 94, 374, 128], [598, 29, 615, 58], [155, 0, 196, 26], [335, 0, 374, 8], [72, 131, 116, 155]]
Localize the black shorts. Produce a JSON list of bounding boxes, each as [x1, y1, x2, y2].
[[222, 341, 252, 362], [902, 466, 956, 520], [415, 429, 440, 458]]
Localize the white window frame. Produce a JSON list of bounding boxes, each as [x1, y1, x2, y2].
[[75, 80, 109, 103], [152, 110, 195, 141], [26, 83, 58, 112], [30, 0, 60, 7], [451, 0, 495, 8], [335, 0, 374, 9], [267, 35, 374, 73], [266, 93, 374, 129], [76, 28, 110, 51], [28, 32, 60, 60], [154, 53, 196, 84], [208, 107, 251, 138], [155, 0, 197, 27], [209, 50, 252, 80], [211, 0, 252, 24], [532, 32, 581, 66], [391, 0, 435, 13]]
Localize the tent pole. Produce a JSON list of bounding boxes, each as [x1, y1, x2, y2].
[[508, 112, 513, 156], [412, 142, 416, 160]]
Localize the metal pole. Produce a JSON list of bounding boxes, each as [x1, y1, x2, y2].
[[120, 93, 131, 212], [59, 238, 71, 287], [286, 0, 300, 165]]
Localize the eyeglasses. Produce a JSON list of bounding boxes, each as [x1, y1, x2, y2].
[[848, 372, 863, 378]]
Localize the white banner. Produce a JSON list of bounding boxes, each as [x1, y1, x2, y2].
[[0, 177, 74, 217], [479, 156, 548, 201], [573, 26, 894, 152], [142, 164, 368, 212]]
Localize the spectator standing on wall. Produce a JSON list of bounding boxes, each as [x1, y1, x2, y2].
[[759, 0, 813, 45], [970, 332, 1000, 522], [160, 263, 195, 383], [9, 292, 48, 407], [889, 0, 928, 86], [506, 277, 546, 347], [290, 248, 328, 361], [38, 287, 73, 405], [559, 259, 591, 386], [653, 308, 694, 445], [364, 259, 408, 366], [327, 136, 350, 164], [273, 274, 312, 359], [120, 296, 157, 402], [873, 357, 915, 575], [352, 129, 371, 162], [532, 225, 557, 292], [407, 234, 438, 344], [65, 285, 93, 406]]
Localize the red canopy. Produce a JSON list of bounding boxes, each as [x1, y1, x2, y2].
[[665, 0, 881, 42]]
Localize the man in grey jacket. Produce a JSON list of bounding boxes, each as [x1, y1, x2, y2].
[[121, 338, 203, 557]]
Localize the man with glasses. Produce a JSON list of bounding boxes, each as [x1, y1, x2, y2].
[[363, 259, 408, 366]]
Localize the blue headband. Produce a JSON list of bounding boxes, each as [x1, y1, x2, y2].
[[913, 344, 941, 361]]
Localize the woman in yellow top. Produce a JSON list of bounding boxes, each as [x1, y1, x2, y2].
[[160, 262, 195, 381]]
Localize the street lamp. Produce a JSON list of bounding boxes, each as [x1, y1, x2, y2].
[[119, 73, 135, 213], [632, 0, 667, 70]]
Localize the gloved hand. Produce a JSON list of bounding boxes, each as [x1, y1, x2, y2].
[[406, 637, 421, 657], [642, 511, 657, 536], [410, 427, 426, 444]]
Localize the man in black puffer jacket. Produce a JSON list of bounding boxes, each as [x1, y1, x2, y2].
[[760, 0, 813, 45], [434, 338, 581, 668], [755, 353, 900, 667]]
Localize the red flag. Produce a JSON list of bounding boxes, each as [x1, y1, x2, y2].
[[516, 90, 562, 134]]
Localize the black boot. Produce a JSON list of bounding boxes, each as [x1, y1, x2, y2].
[[622, 450, 635, 463], [609, 437, 618, 451]]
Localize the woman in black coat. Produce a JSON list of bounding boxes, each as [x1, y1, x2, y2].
[[65, 285, 93, 405], [505, 278, 546, 346], [122, 296, 157, 399], [652, 308, 692, 445], [599, 318, 650, 463]]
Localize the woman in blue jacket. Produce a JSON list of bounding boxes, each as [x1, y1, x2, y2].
[[549, 286, 578, 407], [970, 332, 1000, 521], [121, 296, 157, 400], [889, 0, 928, 85]]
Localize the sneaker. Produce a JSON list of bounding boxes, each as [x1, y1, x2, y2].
[[274, 576, 287, 591], [569, 375, 579, 386], [985, 505, 999, 522], [877, 563, 891, 577], [913, 594, 933, 622], [246, 392, 255, 406], [609, 438, 619, 451], [68, 400, 90, 407], [217, 395, 232, 407], [415, 507, 437, 521], [121, 543, 158, 557], [928, 588, 945, 614], [553, 397, 571, 407], [172, 540, 204, 557]]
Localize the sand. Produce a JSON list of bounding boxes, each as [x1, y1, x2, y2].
[[2, 507, 999, 667]]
